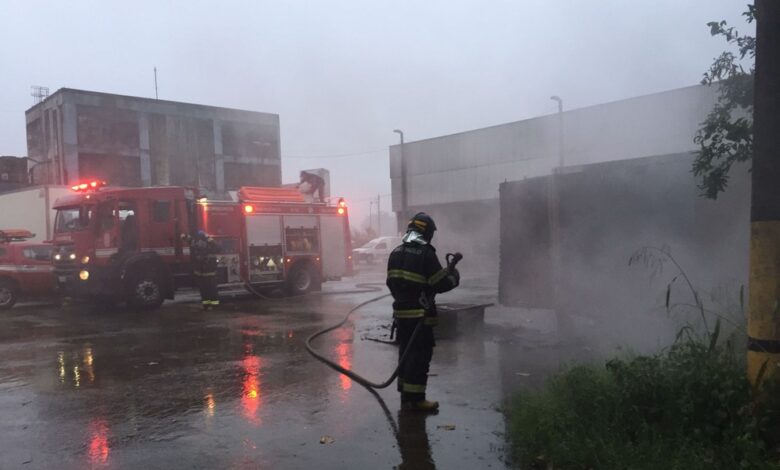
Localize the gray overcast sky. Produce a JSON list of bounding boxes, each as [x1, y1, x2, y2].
[[0, 0, 750, 225]]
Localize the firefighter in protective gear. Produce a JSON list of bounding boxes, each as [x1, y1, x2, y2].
[[188, 231, 220, 310], [387, 212, 460, 412]]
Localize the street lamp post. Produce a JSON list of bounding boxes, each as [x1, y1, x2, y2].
[[393, 129, 406, 232], [547, 96, 570, 337], [550, 95, 564, 168]]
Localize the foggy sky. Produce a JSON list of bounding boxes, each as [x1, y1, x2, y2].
[[0, 0, 750, 226]]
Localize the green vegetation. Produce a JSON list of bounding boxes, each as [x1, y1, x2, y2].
[[508, 340, 780, 469], [508, 335, 780, 469]]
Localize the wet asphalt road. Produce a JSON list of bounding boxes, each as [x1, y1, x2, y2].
[[0, 268, 549, 469]]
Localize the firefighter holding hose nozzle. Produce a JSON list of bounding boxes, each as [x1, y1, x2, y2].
[[387, 212, 460, 412], [185, 230, 220, 310]]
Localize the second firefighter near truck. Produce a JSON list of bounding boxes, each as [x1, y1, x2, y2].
[[187, 231, 220, 310], [387, 212, 460, 412]]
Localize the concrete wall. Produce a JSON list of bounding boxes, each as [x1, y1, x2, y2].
[[25, 89, 281, 194], [499, 154, 751, 316], [388, 84, 720, 269], [389, 84, 717, 209], [0, 186, 71, 241]]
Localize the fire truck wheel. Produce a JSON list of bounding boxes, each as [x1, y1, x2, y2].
[[127, 273, 165, 310], [0, 279, 18, 310], [286, 263, 315, 296]]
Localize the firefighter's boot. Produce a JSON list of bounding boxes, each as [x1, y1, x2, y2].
[[402, 400, 439, 412]]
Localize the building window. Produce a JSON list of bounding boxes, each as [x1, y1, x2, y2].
[[78, 153, 142, 187], [77, 108, 139, 150]]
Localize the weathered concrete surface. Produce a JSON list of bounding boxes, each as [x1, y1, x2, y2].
[[0, 267, 566, 469]]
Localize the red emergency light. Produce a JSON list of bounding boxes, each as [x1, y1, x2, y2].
[[71, 180, 106, 192], [244, 204, 254, 214], [337, 198, 347, 215]]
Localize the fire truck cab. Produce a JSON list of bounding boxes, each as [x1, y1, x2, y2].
[[0, 230, 55, 309], [51, 182, 352, 309]]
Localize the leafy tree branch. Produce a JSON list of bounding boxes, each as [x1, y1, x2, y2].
[[693, 5, 755, 199]]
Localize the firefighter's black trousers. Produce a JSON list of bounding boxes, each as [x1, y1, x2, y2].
[[396, 318, 435, 403], [195, 272, 219, 307]]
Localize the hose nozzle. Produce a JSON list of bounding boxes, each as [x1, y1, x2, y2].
[[446, 252, 463, 270]]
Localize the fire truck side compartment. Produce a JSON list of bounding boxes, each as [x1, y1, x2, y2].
[[320, 216, 347, 280]]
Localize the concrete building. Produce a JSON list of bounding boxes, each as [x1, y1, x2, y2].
[[25, 88, 281, 194], [0, 156, 29, 193], [388, 84, 721, 267]]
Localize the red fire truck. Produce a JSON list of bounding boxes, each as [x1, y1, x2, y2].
[[51, 182, 353, 309], [0, 229, 55, 309]]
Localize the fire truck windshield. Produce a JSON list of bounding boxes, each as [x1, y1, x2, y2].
[[54, 206, 94, 233]]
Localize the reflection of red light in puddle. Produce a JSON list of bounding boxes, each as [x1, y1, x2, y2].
[[88, 420, 110, 465], [241, 354, 263, 425], [335, 343, 352, 391]]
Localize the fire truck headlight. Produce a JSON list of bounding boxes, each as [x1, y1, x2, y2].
[[81, 255, 90, 264], [69, 253, 77, 260], [79, 270, 90, 281], [54, 253, 61, 261]]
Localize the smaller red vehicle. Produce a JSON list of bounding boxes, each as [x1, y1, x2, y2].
[[0, 229, 55, 309]]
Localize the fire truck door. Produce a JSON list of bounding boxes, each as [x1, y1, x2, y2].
[[18, 246, 55, 294], [95, 201, 120, 259], [147, 200, 177, 260], [117, 201, 139, 253]]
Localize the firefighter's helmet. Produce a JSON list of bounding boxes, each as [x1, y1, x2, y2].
[[407, 212, 437, 241]]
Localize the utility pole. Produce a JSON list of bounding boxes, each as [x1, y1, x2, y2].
[[377, 193, 381, 236], [369, 200, 375, 234], [393, 129, 406, 232], [747, 0, 780, 384]]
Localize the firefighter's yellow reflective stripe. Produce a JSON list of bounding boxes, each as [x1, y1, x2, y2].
[[202, 300, 220, 305], [402, 383, 426, 393], [394, 309, 425, 318], [387, 269, 427, 284], [428, 269, 449, 285], [423, 317, 438, 326], [193, 271, 217, 277]]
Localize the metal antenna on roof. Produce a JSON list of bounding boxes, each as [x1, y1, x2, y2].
[[30, 86, 49, 104], [154, 67, 159, 100]]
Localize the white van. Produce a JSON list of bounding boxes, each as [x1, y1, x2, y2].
[[352, 236, 402, 264]]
